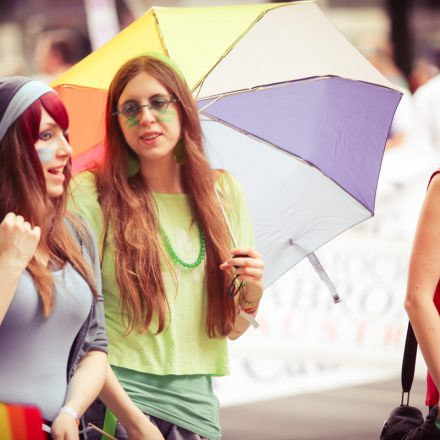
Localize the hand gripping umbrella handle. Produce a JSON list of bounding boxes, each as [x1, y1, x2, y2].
[[215, 188, 261, 328]]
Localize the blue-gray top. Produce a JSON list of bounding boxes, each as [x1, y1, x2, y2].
[[0, 263, 92, 421]]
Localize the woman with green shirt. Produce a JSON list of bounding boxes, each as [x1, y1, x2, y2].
[[69, 54, 264, 440]]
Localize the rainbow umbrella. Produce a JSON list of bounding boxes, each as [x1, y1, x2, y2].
[[0, 403, 45, 440], [53, 1, 401, 293]]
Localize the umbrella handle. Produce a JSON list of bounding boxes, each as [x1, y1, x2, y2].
[[307, 252, 341, 304]]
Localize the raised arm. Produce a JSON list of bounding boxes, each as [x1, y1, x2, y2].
[[215, 172, 264, 340], [0, 213, 40, 324], [221, 247, 264, 340]]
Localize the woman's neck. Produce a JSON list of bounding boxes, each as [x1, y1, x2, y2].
[[140, 157, 184, 193]]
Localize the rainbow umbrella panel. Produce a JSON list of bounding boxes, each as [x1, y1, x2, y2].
[[52, 1, 402, 291]]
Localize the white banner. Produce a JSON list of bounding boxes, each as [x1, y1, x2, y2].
[[215, 231, 412, 406], [215, 144, 438, 406]]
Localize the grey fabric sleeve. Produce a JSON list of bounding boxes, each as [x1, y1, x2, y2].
[[81, 217, 108, 354], [67, 214, 108, 355]]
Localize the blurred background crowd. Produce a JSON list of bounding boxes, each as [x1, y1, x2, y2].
[[1, 0, 440, 158], [1, 0, 439, 89]]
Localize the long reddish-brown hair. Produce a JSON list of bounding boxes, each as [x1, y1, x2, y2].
[[0, 92, 96, 316], [96, 55, 235, 336]]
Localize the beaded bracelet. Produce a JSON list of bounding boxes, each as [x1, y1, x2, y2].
[[241, 295, 262, 307]]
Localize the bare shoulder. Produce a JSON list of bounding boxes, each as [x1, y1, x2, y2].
[[417, 173, 440, 227], [429, 172, 440, 190], [426, 172, 440, 204]]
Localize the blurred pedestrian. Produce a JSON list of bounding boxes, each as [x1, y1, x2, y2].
[[409, 57, 439, 93], [405, 169, 440, 418], [33, 28, 90, 83], [357, 34, 414, 150], [413, 74, 440, 151]]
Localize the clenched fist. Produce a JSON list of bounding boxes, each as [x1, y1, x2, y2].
[[0, 212, 41, 272]]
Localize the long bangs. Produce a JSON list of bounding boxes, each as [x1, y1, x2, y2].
[[18, 91, 72, 192], [40, 93, 72, 187], [15, 102, 45, 193], [20, 92, 69, 142], [40, 92, 69, 133], [18, 99, 42, 149]]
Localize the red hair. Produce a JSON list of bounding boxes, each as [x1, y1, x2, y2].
[[0, 91, 96, 316], [22, 91, 69, 142], [20, 92, 69, 187]]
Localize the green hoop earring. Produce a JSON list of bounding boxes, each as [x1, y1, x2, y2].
[[125, 148, 140, 177], [173, 140, 186, 164]]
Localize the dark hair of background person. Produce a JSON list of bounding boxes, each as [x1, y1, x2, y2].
[[34, 28, 91, 77]]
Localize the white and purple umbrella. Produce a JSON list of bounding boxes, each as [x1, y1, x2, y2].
[[52, 1, 401, 297], [195, 2, 402, 295]]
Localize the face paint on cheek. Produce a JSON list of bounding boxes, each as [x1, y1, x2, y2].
[[157, 109, 177, 124], [126, 116, 139, 128], [36, 147, 55, 163]]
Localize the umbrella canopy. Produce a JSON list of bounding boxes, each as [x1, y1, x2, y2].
[[52, 1, 401, 289]]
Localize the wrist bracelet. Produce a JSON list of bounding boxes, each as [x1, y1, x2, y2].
[[243, 305, 259, 314], [59, 406, 79, 425], [241, 295, 262, 307]]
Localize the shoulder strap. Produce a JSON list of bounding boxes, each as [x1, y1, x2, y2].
[[401, 321, 418, 405], [400, 171, 440, 401], [428, 170, 440, 188]]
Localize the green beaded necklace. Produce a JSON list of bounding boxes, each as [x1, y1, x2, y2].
[[158, 223, 206, 269]]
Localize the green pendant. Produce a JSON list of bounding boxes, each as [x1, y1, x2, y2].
[[159, 224, 206, 269]]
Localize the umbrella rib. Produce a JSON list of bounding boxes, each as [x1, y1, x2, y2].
[[201, 113, 310, 165], [192, 2, 295, 99], [196, 76, 334, 103], [198, 96, 224, 112], [196, 75, 400, 103], [201, 114, 376, 214], [152, 8, 171, 57]]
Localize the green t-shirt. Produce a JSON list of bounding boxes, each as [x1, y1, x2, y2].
[[68, 170, 255, 438], [113, 366, 221, 440], [68, 171, 254, 376]]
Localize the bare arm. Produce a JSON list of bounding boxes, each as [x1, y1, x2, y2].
[[405, 174, 440, 391], [0, 213, 40, 324], [51, 350, 107, 439], [99, 364, 164, 440], [220, 247, 264, 340]]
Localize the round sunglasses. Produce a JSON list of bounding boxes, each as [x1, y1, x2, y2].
[[113, 95, 178, 118]]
